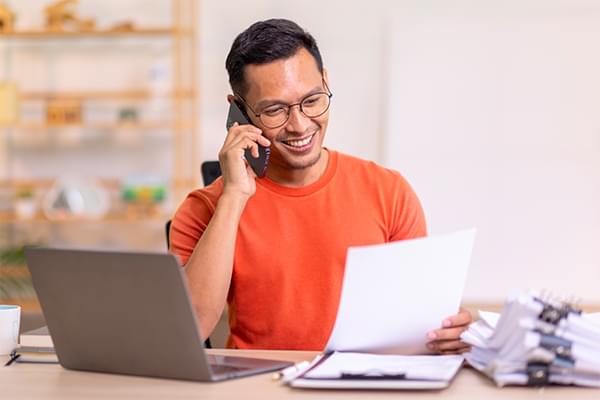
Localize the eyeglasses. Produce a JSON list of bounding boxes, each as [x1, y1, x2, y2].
[[235, 81, 333, 129]]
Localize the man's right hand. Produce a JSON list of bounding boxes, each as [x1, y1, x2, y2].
[[218, 122, 271, 199]]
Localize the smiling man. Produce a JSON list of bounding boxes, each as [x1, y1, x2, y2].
[[170, 19, 472, 353]]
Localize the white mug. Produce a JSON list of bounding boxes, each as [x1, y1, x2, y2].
[[0, 305, 21, 355]]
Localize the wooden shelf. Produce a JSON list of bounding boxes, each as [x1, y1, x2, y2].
[[19, 89, 195, 101], [0, 177, 195, 189], [0, 178, 121, 189], [1, 121, 175, 131], [0, 210, 169, 224], [0, 28, 174, 39]]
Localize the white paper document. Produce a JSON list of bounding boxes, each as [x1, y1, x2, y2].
[[325, 229, 476, 354]]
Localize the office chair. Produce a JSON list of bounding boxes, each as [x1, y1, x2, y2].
[[165, 161, 222, 348], [200, 161, 221, 186]]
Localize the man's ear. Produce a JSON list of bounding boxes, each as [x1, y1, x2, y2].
[[226, 94, 236, 105]]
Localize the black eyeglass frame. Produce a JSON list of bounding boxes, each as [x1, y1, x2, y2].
[[234, 80, 333, 129]]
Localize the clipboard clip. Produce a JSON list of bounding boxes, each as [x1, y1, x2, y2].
[[340, 370, 406, 380], [534, 296, 581, 325]]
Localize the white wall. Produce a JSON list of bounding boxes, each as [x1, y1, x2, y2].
[[383, 0, 600, 302]]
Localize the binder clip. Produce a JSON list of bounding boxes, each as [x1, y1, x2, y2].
[[535, 297, 581, 325], [539, 334, 573, 360], [526, 362, 550, 386]]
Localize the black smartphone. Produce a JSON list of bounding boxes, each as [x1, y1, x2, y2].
[[226, 101, 270, 178]]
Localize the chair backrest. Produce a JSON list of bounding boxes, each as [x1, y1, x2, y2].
[[165, 220, 172, 250], [201, 161, 221, 186]]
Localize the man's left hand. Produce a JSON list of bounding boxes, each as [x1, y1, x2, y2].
[[426, 307, 472, 354]]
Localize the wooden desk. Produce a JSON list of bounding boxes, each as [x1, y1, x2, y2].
[[2, 349, 599, 399]]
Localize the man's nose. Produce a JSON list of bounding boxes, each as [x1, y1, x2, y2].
[[285, 105, 311, 133]]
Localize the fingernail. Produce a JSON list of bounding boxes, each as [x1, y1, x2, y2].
[[443, 319, 452, 328], [427, 331, 437, 340]]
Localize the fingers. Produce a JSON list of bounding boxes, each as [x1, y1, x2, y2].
[[256, 134, 271, 147], [223, 122, 264, 147], [425, 307, 473, 355], [441, 307, 472, 328], [427, 339, 471, 354], [222, 123, 270, 159], [427, 326, 467, 342]]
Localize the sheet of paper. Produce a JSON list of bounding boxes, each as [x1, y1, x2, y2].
[[303, 352, 464, 381], [478, 311, 500, 328], [325, 229, 476, 354]]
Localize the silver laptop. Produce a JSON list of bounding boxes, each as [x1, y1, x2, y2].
[[24, 247, 293, 381]]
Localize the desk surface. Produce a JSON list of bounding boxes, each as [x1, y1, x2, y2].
[[2, 349, 599, 399]]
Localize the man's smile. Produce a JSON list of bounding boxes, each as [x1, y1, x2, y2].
[[279, 131, 318, 153]]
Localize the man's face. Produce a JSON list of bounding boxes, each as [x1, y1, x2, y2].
[[242, 48, 329, 172]]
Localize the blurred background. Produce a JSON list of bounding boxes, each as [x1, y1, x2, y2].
[[1, 0, 599, 338]]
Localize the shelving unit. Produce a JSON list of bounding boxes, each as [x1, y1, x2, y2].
[[0, 0, 199, 227], [0, 1, 199, 310]]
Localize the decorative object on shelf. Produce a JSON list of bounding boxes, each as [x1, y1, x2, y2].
[[110, 21, 135, 32], [0, 81, 19, 125], [121, 175, 167, 219], [77, 18, 95, 32], [42, 177, 110, 221], [46, 98, 82, 125], [45, 0, 95, 33], [13, 187, 37, 220], [0, 2, 15, 33], [118, 107, 139, 123]]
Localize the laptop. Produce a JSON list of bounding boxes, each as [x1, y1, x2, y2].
[[24, 247, 293, 381]]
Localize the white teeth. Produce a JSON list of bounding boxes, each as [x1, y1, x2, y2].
[[286, 135, 312, 147]]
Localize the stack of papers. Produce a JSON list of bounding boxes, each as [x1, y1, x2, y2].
[[461, 293, 600, 387]]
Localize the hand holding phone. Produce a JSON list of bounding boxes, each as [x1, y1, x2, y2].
[[225, 101, 270, 178]]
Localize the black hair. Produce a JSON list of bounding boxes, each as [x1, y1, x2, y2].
[[225, 19, 324, 96]]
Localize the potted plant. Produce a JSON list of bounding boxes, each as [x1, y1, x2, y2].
[[14, 187, 37, 220], [0, 245, 35, 302]]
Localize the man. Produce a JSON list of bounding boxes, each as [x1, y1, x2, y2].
[[170, 19, 471, 353]]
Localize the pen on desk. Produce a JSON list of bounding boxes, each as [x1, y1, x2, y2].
[[273, 354, 326, 384], [272, 361, 310, 381], [4, 350, 20, 367]]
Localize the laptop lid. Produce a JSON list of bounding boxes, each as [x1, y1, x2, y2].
[[24, 247, 291, 381]]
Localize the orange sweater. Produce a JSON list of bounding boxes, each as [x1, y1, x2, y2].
[[170, 150, 427, 350]]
